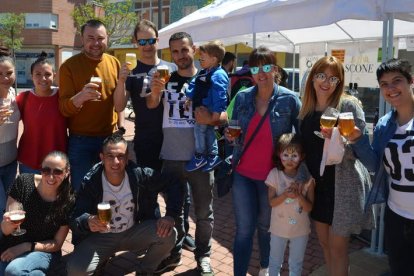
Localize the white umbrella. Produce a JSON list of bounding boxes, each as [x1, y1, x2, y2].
[[158, 0, 414, 50]]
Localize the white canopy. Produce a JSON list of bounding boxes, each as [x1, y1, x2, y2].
[[158, 0, 414, 52]]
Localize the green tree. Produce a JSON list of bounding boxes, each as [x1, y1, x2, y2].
[[0, 13, 25, 55], [72, 0, 138, 47]]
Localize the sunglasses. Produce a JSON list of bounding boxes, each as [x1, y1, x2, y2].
[[314, 72, 340, 86], [137, 38, 157, 46], [41, 167, 65, 176], [250, 64, 273, 75]]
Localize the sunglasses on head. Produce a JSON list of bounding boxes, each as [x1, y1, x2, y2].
[[250, 64, 273, 75], [314, 72, 340, 86], [137, 38, 157, 46], [41, 167, 65, 176]]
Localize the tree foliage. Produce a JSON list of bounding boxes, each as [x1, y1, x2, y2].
[[72, 0, 138, 47], [0, 13, 25, 52]]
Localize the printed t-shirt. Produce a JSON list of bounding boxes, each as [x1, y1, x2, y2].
[[384, 118, 414, 219], [160, 71, 196, 161]]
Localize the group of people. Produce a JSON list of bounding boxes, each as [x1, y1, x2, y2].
[[0, 15, 413, 276]]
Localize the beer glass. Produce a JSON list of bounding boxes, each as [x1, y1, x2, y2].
[[314, 107, 339, 139], [157, 65, 170, 83], [97, 202, 112, 232], [338, 112, 355, 142], [90, 76, 102, 101], [8, 202, 26, 236], [125, 53, 137, 71], [228, 120, 241, 146], [0, 98, 13, 124]]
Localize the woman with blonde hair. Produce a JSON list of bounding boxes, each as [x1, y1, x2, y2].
[[298, 56, 373, 276]]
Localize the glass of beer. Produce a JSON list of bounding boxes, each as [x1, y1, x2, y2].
[[97, 202, 112, 232], [157, 65, 170, 83], [314, 107, 339, 139], [125, 53, 137, 71], [90, 76, 102, 101], [338, 112, 355, 142], [228, 120, 241, 146], [0, 98, 13, 124], [8, 202, 26, 236]]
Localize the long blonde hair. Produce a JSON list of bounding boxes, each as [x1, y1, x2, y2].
[[298, 56, 345, 119]]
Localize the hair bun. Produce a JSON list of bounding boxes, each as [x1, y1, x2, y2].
[[39, 51, 48, 58], [0, 46, 11, 57]]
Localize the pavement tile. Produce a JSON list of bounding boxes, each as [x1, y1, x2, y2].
[[46, 119, 389, 275]]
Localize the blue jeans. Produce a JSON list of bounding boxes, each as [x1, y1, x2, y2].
[[0, 160, 17, 214], [67, 220, 175, 274], [0, 251, 60, 276], [269, 234, 309, 276], [18, 163, 40, 175], [232, 172, 271, 275], [162, 160, 214, 260], [68, 135, 106, 192], [194, 123, 218, 156]]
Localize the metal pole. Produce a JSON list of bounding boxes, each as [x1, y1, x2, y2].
[[150, 0, 153, 22], [292, 44, 296, 92], [157, 0, 162, 56], [253, 32, 256, 49]]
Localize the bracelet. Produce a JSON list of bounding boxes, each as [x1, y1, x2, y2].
[[31, 242, 36, 252]]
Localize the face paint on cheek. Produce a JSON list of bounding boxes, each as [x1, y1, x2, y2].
[[280, 148, 301, 163]]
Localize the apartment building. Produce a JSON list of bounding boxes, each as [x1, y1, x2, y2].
[[1, 0, 85, 86]]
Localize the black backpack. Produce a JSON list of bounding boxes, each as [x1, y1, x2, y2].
[[229, 72, 255, 100]]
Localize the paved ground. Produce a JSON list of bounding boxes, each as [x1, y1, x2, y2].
[[51, 115, 389, 275]]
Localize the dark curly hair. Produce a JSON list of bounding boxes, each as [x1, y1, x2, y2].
[[273, 133, 304, 171]]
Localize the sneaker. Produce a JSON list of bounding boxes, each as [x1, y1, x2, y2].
[[258, 267, 269, 276], [202, 155, 222, 172], [155, 255, 182, 273], [197, 257, 214, 276], [183, 234, 196, 252], [186, 154, 207, 172]]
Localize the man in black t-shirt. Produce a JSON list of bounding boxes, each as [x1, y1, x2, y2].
[[114, 19, 176, 171]]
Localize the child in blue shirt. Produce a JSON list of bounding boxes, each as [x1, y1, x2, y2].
[[185, 40, 228, 172]]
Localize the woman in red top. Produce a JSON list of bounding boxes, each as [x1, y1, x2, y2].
[[16, 52, 67, 174]]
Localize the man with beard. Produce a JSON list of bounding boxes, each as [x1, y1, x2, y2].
[[146, 32, 227, 276], [59, 19, 128, 192]]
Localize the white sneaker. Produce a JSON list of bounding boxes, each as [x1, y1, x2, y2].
[[258, 267, 269, 276]]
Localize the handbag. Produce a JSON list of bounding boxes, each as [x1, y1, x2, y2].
[[215, 86, 279, 197]]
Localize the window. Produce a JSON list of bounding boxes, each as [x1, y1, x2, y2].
[[25, 13, 58, 29], [134, 0, 170, 27]]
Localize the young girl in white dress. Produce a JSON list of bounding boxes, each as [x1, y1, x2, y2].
[[265, 133, 315, 276]]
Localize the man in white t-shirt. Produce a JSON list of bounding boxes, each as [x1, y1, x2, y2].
[[147, 31, 228, 276], [67, 134, 176, 275]]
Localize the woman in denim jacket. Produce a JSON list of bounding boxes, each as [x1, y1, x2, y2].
[[225, 46, 301, 276], [299, 56, 372, 276], [351, 58, 414, 275]]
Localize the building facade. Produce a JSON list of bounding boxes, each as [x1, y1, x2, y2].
[[1, 0, 85, 87]]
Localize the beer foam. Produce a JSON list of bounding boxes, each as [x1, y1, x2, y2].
[[126, 53, 136, 58], [90, 77, 102, 83], [98, 202, 111, 210], [10, 213, 25, 220], [157, 65, 169, 70]]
